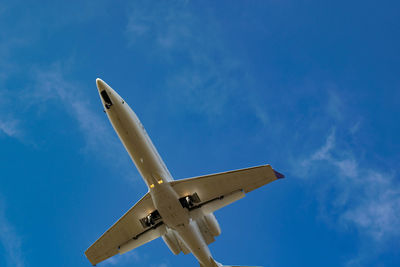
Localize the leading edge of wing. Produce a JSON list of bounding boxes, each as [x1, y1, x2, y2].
[[169, 164, 284, 207], [172, 164, 284, 184], [170, 164, 284, 189]]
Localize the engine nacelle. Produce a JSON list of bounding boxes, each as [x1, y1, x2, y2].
[[204, 213, 221, 237], [162, 228, 181, 255]]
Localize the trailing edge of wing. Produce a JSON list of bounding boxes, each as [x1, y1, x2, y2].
[[85, 192, 159, 266]]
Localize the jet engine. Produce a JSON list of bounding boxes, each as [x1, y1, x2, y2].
[[162, 228, 182, 255], [204, 213, 221, 237]]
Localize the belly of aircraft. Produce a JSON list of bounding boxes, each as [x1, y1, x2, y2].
[[151, 186, 215, 266], [151, 185, 190, 228]]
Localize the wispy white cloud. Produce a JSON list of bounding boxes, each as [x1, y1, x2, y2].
[[28, 64, 138, 179], [326, 89, 344, 121], [306, 129, 335, 161], [0, 89, 24, 140], [302, 130, 400, 241], [0, 118, 21, 138], [30, 64, 111, 150], [0, 198, 25, 267], [349, 120, 362, 135], [1, 58, 139, 183], [125, 1, 264, 123], [103, 249, 170, 267], [126, 0, 192, 48], [105, 251, 140, 265], [341, 170, 400, 240]]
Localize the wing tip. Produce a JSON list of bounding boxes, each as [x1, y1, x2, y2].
[[273, 169, 285, 179]]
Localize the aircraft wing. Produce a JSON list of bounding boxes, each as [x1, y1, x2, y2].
[[170, 164, 284, 213], [85, 192, 163, 266]]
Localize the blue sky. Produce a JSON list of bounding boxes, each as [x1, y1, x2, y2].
[[1, 1, 399, 266]]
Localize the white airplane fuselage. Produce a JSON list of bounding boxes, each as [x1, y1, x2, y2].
[[96, 79, 218, 267]]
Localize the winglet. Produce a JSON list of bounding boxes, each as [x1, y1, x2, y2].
[[273, 169, 285, 179]]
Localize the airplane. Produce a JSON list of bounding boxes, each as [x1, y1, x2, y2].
[[85, 78, 285, 267]]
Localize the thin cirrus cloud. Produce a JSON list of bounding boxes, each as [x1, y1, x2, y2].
[[29, 65, 111, 150], [0, 198, 25, 267], [28, 65, 137, 179], [302, 130, 400, 242], [104, 251, 169, 267], [0, 60, 140, 181], [0, 64, 109, 150], [0, 62, 137, 180], [125, 1, 265, 123], [125, 0, 232, 115], [0, 118, 21, 139], [104, 251, 140, 266], [0, 89, 24, 141]]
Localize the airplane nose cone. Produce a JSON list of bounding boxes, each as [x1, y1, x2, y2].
[[96, 78, 107, 91]]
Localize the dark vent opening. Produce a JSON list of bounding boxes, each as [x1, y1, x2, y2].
[[100, 90, 113, 109]]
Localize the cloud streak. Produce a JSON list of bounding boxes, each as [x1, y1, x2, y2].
[[125, 1, 264, 123], [0, 60, 138, 181], [105, 251, 140, 266], [28, 64, 139, 181], [0, 198, 25, 267], [0, 89, 24, 140], [30, 64, 111, 150], [302, 130, 400, 241], [0, 118, 20, 138]]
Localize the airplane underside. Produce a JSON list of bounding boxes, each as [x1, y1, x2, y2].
[[84, 79, 284, 267]]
